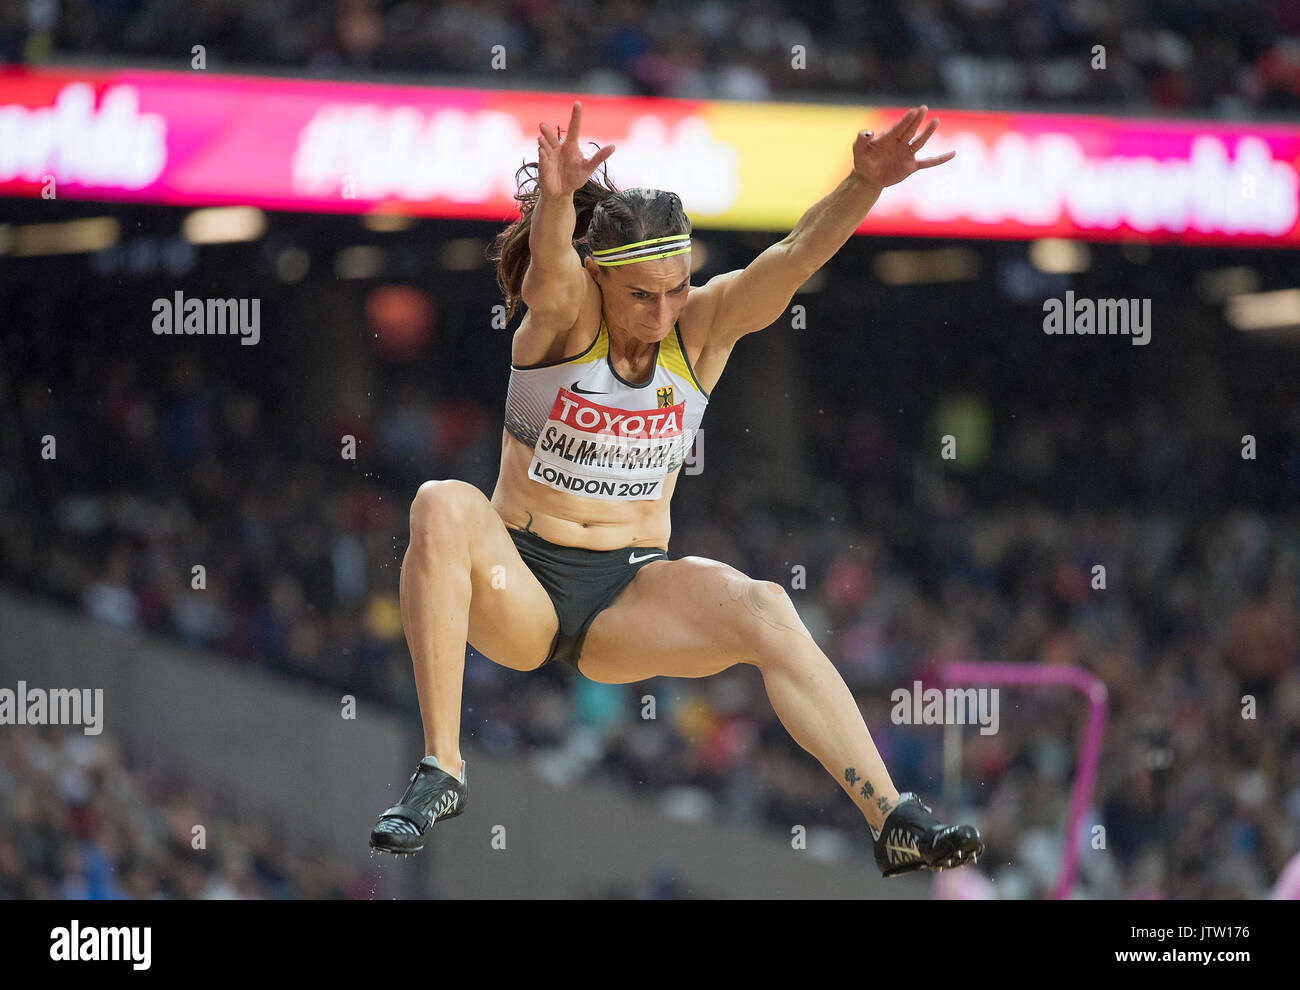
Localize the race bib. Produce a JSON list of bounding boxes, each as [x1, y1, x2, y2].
[[527, 388, 686, 501]]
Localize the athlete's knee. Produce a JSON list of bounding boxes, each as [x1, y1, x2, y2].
[[724, 574, 814, 650], [410, 479, 484, 544]]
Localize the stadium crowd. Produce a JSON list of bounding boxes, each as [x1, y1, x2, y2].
[[2, 0, 1299, 112], [0, 726, 368, 899]]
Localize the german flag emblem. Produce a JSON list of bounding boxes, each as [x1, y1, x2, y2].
[[656, 385, 674, 408]]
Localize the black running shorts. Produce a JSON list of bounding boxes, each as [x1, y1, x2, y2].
[[506, 527, 668, 672]]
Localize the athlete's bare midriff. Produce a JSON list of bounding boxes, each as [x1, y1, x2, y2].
[[489, 279, 727, 552], [491, 427, 683, 550]]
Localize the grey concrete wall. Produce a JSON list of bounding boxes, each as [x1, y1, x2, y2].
[[0, 590, 921, 899]]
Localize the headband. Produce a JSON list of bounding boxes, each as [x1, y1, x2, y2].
[[591, 235, 692, 267]]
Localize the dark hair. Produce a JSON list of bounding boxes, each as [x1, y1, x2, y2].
[[487, 148, 692, 325]]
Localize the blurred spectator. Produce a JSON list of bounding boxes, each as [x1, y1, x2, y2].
[[6, 0, 1297, 113], [0, 728, 366, 900]]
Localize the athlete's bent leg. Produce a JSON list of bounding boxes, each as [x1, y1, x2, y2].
[[742, 581, 906, 830], [579, 558, 900, 832], [581, 557, 983, 872], [373, 480, 560, 855], [743, 587, 983, 877], [400, 479, 560, 778]]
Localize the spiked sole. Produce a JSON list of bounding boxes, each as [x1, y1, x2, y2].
[[880, 829, 985, 878], [370, 842, 424, 857]]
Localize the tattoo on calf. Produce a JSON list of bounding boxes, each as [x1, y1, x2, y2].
[[847, 769, 885, 809]]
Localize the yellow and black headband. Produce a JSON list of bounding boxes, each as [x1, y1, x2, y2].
[[591, 235, 692, 267]]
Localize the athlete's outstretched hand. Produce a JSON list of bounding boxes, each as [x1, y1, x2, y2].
[[537, 100, 616, 198], [852, 105, 954, 188]]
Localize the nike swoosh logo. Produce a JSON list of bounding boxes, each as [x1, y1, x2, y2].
[[628, 551, 664, 564], [570, 381, 607, 395]]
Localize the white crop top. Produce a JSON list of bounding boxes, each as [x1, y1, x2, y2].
[[504, 318, 710, 501]]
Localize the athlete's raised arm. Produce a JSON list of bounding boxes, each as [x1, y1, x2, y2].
[[521, 101, 616, 317], [700, 105, 954, 346]]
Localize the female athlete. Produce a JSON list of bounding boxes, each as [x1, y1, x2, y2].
[[370, 100, 984, 878]]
